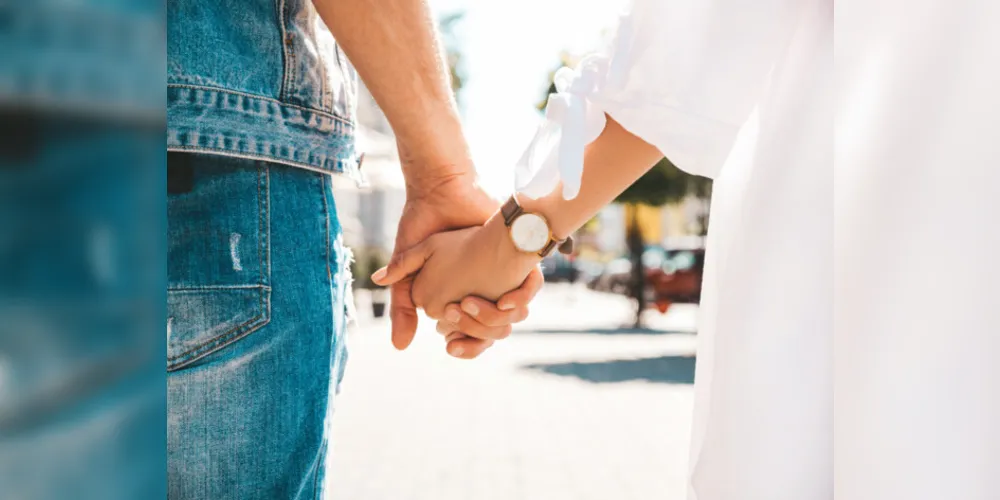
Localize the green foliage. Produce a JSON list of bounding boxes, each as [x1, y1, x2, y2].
[[616, 157, 712, 207]]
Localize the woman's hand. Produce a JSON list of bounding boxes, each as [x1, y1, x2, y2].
[[433, 269, 543, 358], [373, 213, 542, 355], [387, 171, 496, 351]]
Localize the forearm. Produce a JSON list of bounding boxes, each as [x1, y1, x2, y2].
[[458, 116, 663, 288], [313, 0, 469, 182], [520, 116, 664, 238]]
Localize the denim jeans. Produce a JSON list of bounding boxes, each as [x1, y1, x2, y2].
[[167, 153, 350, 499], [0, 117, 165, 500]]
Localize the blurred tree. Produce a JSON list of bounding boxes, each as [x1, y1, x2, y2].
[[537, 58, 713, 327], [438, 11, 467, 109], [617, 158, 711, 327], [536, 52, 577, 113]]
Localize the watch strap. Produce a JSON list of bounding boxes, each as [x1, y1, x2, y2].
[[501, 196, 522, 226], [539, 235, 576, 258]]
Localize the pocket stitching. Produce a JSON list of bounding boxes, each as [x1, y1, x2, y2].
[[166, 286, 271, 371], [259, 163, 271, 289]]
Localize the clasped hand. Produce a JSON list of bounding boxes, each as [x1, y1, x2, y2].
[[374, 211, 542, 359]]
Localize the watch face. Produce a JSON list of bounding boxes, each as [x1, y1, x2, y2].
[[510, 213, 550, 253]]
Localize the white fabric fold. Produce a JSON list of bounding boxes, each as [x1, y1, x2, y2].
[[514, 0, 799, 199], [514, 55, 612, 200]]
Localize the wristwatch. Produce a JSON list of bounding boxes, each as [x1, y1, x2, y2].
[[500, 196, 574, 257]]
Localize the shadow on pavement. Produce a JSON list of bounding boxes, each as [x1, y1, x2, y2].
[[521, 355, 696, 384], [518, 327, 693, 336]]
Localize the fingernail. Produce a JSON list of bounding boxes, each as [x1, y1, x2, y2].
[[450, 345, 465, 357], [498, 302, 514, 311], [371, 267, 387, 283], [445, 308, 461, 323], [462, 302, 480, 317]]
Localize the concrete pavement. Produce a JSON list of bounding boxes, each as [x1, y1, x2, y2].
[[326, 285, 698, 500]]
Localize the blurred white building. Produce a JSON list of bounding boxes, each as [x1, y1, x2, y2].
[[331, 84, 406, 253]]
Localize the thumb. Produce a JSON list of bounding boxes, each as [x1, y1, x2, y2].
[[372, 239, 432, 286], [497, 266, 544, 311], [390, 279, 419, 350]]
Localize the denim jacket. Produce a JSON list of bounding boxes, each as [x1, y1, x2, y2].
[[167, 0, 362, 178]]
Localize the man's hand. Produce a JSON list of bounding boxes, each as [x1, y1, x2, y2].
[[375, 213, 541, 354], [386, 171, 492, 351], [386, 171, 541, 357], [434, 269, 543, 358]]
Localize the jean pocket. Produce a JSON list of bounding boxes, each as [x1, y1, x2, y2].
[[167, 154, 272, 372], [166, 285, 270, 371]]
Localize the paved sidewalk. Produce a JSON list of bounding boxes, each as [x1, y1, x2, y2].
[[327, 285, 698, 500]]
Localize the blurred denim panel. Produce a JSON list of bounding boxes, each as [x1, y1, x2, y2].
[[0, 118, 166, 500], [0, 0, 165, 118], [0, 1, 166, 499]]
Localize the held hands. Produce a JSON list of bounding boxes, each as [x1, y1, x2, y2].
[[374, 213, 542, 358]]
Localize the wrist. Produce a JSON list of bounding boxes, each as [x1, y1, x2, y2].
[[397, 112, 473, 191], [403, 167, 477, 200], [483, 211, 543, 271]]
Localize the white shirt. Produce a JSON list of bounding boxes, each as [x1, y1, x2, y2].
[[520, 1, 1000, 499]]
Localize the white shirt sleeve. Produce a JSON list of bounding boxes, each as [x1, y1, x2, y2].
[[515, 0, 805, 199]]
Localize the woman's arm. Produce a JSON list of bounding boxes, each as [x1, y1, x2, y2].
[[372, 116, 664, 325], [519, 116, 664, 241]]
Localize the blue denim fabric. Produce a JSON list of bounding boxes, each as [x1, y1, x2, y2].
[[167, 0, 362, 178], [0, 1, 165, 118], [0, 117, 166, 500], [167, 153, 350, 499]]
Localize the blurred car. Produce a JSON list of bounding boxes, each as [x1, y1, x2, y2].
[[589, 257, 632, 293], [588, 246, 665, 294], [574, 259, 605, 287], [589, 245, 705, 308], [649, 248, 705, 305], [541, 253, 580, 282]]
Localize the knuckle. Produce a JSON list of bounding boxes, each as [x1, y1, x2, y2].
[[480, 311, 504, 328], [496, 325, 512, 340], [458, 316, 488, 338], [388, 253, 404, 268], [517, 308, 530, 323]]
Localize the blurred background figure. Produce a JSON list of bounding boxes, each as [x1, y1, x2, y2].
[[330, 1, 708, 498], [0, 1, 166, 499]]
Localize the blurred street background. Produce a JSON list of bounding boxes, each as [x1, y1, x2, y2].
[[329, 285, 698, 500], [325, 2, 713, 498]]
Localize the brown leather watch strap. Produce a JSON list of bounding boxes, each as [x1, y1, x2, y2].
[[501, 196, 522, 226], [539, 235, 575, 258]]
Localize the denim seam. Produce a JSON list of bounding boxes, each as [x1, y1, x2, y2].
[[316, 167, 332, 500], [322, 164, 333, 289], [167, 84, 353, 127], [258, 166, 266, 342], [165, 145, 359, 181], [276, 0, 291, 101], [258, 164, 265, 291], [263, 163, 272, 305]]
